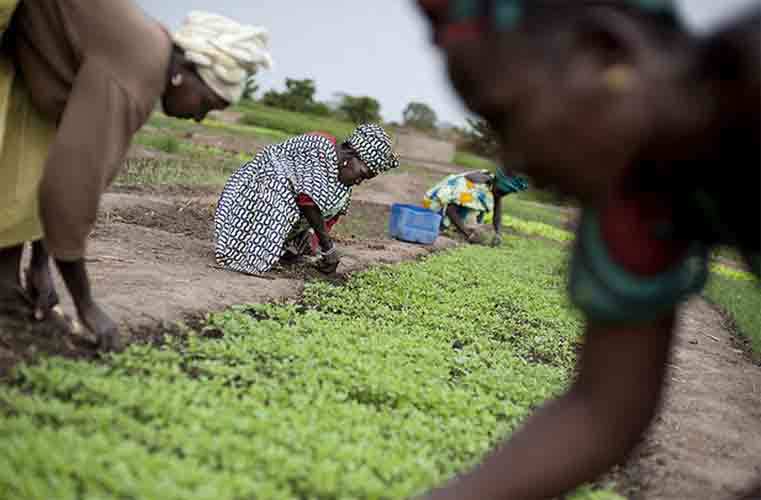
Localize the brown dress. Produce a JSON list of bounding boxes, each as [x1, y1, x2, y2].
[[1, 0, 171, 260]]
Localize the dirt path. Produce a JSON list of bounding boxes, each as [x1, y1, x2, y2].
[[611, 298, 761, 500], [77, 193, 456, 331]]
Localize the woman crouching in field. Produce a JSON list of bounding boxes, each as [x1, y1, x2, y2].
[[214, 124, 399, 275], [424, 168, 527, 245]]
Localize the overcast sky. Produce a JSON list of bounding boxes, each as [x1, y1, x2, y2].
[[136, 0, 759, 126]]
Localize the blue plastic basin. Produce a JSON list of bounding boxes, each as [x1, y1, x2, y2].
[[389, 203, 442, 245]]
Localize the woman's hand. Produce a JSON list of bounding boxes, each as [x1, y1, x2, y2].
[[317, 245, 340, 274], [467, 227, 491, 245], [491, 232, 503, 247], [78, 300, 122, 351], [466, 230, 480, 244], [55, 258, 123, 352]]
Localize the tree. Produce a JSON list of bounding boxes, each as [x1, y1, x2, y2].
[[338, 94, 382, 124], [403, 102, 438, 130], [463, 117, 500, 159], [282, 78, 317, 102], [240, 74, 260, 102], [260, 78, 330, 115]]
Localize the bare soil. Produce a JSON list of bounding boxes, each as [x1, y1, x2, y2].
[[606, 298, 761, 500]]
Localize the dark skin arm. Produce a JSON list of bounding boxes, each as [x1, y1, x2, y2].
[[492, 186, 506, 246], [446, 204, 475, 241], [2, 242, 59, 320], [299, 204, 339, 273], [450, 171, 496, 243], [421, 314, 676, 500], [55, 259, 122, 351], [26, 240, 60, 320]]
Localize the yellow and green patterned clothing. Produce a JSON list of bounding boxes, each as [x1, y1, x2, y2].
[[0, 0, 56, 248], [423, 172, 494, 229]]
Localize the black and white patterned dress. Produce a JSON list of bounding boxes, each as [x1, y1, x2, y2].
[[214, 133, 351, 275]]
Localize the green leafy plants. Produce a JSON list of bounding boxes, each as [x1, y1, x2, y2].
[[501, 198, 570, 229], [0, 238, 615, 499], [704, 273, 761, 355], [501, 215, 574, 244]]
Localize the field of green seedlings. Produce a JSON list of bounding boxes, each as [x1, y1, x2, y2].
[[0, 238, 634, 499], [496, 216, 759, 356]]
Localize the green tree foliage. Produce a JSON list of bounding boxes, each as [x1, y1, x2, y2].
[[240, 75, 260, 102], [338, 94, 382, 124], [463, 117, 500, 159], [260, 78, 331, 116], [403, 102, 438, 130]]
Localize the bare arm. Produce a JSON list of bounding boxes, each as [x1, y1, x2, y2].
[[422, 314, 676, 500], [492, 187, 504, 236], [39, 62, 138, 261], [299, 204, 333, 252], [54, 258, 121, 350], [298, 203, 339, 273], [446, 204, 472, 240], [38, 62, 140, 349]]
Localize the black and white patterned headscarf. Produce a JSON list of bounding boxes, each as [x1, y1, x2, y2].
[[346, 124, 400, 176]]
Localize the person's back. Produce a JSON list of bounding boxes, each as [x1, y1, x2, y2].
[[9, 0, 170, 122]]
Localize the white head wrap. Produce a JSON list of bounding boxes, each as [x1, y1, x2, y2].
[[172, 11, 273, 104]]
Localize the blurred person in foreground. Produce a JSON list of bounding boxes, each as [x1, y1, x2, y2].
[[0, 4, 272, 350], [414, 0, 760, 498]]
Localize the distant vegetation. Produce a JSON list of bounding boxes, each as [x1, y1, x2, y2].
[[403, 102, 438, 131], [237, 102, 357, 140]]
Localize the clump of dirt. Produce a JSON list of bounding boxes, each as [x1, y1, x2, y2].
[[98, 201, 216, 241]]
